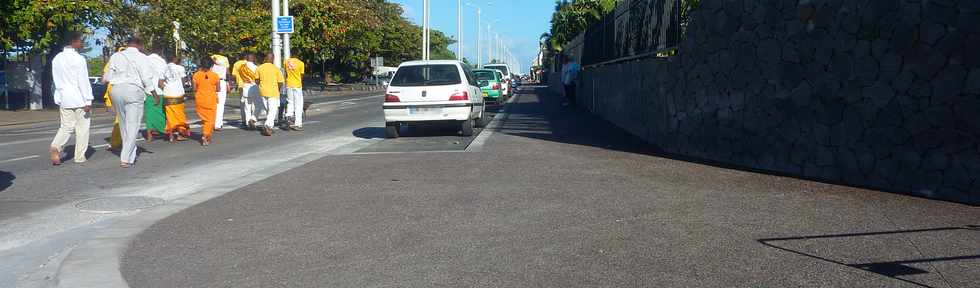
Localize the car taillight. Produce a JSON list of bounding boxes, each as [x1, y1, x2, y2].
[[449, 91, 468, 101], [384, 94, 400, 102], [492, 83, 501, 90]]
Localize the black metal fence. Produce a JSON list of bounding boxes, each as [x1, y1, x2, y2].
[[570, 0, 682, 67]]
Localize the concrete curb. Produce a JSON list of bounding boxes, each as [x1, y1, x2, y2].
[[466, 90, 520, 152], [54, 127, 375, 288]]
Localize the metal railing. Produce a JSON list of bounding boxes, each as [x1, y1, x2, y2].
[[565, 0, 682, 68]]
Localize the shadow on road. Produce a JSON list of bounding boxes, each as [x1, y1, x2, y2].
[[758, 226, 980, 288], [0, 170, 13, 192], [352, 127, 385, 139]]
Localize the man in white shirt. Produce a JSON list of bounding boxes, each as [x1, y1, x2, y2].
[[103, 37, 157, 167], [49, 32, 94, 165], [210, 54, 229, 130]]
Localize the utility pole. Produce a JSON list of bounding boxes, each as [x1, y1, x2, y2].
[[272, 0, 282, 68], [283, 0, 290, 63], [457, 0, 462, 61], [476, 8, 481, 67], [422, 0, 430, 60]]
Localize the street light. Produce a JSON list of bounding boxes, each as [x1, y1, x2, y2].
[[457, 0, 462, 61], [465, 2, 481, 67], [422, 0, 430, 60]]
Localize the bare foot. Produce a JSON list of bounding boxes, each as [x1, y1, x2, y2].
[[50, 147, 61, 166]]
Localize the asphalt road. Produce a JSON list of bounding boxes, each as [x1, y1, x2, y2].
[[119, 87, 979, 288], [0, 90, 506, 287]]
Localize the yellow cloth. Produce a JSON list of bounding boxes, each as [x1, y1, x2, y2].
[[238, 61, 258, 84], [164, 103, 190, 137], [255, 63, 283, 98], [285, 58, 304, 88], [102, 64, 113, 107], [232, 60, 246, 86]]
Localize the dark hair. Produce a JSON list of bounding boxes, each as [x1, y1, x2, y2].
[[65, 32, 83, 46], [126, 37, 143, 46], [166, 53, 180, 63], [198, 57, 214, 70]]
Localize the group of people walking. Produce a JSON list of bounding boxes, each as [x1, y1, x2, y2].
[[48, 33, 306, 168]]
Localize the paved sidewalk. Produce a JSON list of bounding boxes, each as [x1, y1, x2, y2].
[[121, 88, 979, 287]]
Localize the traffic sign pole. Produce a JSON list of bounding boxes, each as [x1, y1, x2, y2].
[[272, 0, 282, 68], [283, 0, 291, 63]]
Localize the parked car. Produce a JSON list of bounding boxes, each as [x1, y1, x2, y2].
[[473, 69, 505, 104], [383, 60, 488, 138], [483, 64, 512, 97]]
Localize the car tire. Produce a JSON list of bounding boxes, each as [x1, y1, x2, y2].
[[385, 123, 400, 138], [475, 113, 490, 128], [460, 119, 475, 136]]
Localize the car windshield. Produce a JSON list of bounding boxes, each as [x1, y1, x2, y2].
[[389, 65, 461, 86], [474, 71, 496, 81], [487, 65, 509, 75]]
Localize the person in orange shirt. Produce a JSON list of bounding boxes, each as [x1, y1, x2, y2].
[[254, 53, 284, 136], [192, 58, 220, 146]]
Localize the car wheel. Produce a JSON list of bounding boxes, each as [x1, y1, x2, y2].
[[385, 123, 400, 138], [475, 113, 490, 128], [460, 119, 474, 136]]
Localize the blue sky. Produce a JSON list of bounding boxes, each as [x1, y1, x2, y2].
[[389, 0, 554, 73]]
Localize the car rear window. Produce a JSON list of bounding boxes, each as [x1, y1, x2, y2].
[[474, 71, 496, 81], [487, 65, 509, 75], [390, 65, 461, 86]]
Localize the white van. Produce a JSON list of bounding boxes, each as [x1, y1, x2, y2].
[[383, 60, 488, 138]]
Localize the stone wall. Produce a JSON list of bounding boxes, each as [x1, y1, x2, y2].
[[564, 0, 980, 205]]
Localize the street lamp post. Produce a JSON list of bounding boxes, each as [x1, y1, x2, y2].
[[422, 0, 430, 60], [283, 0, 290, 62], [272, 0, 282, 67], [457, 0, 462, 61]]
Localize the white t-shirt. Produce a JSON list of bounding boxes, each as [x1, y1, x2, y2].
[[162, 63, 186, 97]]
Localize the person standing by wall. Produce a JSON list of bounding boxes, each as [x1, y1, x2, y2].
[[192, 58, 220, 146], [254, 53, 284, 136], [103, 37, 156, 168], [210, 54, 230, 131], [162, 54, 189, 143], [144, 50, 168, 143], [284, 57, 305, 131], [560, 54, 580, 107], [49, 32, 93, 165]]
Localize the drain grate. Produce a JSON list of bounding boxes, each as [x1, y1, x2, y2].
[[75, 196, 165, 213]]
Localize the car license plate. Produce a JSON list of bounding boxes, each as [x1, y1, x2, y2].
[[482, 92, 488, 97], [408, 107, 440, 115]]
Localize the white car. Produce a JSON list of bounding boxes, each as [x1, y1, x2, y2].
[[383, 60, 488, 138], [483, 64, 512, 97]]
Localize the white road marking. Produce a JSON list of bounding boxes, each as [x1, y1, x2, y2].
[[0, 155, 39, 163]]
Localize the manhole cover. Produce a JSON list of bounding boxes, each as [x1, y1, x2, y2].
[[75, 196, 165, 213]]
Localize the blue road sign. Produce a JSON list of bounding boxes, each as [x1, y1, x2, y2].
[[276, 16, 294, 34]]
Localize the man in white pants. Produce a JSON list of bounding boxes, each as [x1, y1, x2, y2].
[[210, 54, 229, 130], [284, 57, 305, 131], [49, 32, 93, 165], [236, 53, 260, 129]]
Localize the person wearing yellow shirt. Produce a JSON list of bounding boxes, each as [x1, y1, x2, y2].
[[284, 57, 305, 131], [254, 53, 284, 136], [236, 53, 260, 129]]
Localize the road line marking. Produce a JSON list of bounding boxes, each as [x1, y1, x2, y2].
[[0, 137, 50, 147], [0, 155, 40, 163], [92, 144, 109, 148]]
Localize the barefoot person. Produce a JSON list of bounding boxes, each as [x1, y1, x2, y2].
[[192, 58, 220, 146], [49, 32, 93, 165], [144, 50, 168, 142], [254, 53, 284, 136], [210, 54, 229, 130], [163, 54, 190, 143], [284, 57, 305, 131], [104, 37, 157, 168], [236, 53, 259, 129]]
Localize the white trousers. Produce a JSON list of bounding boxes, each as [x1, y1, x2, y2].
[[109, 84, 144, 164], [215, 80, 227, 129], [50, 107, 91, 163], [285, 87, 303, 127], [240, 84, 257, 124], [263, 96, 280, 128]]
